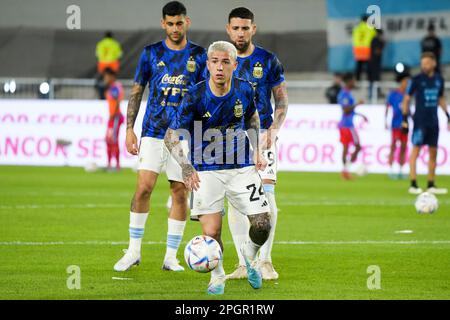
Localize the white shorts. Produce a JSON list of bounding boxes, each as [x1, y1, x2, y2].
[[190, 166, 269, 218], [259, 140, 278, 182], [138, 136, 189, 182]]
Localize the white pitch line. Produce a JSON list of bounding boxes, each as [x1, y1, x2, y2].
[[1, 240, 450, 246], [1, 200, 449, 210]]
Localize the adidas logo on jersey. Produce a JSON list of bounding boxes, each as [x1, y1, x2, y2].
[[157, 61, 166, 67], [262, 200, 268, 207], [202, 111, 212, 118]]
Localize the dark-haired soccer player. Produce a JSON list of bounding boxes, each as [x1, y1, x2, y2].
[[114, 1, 207, 272], [165, 41, 271, 295], [385, 72, 410, 179], [103, 68, 124, 171], [338, 73, 368, 180], [224, 7, 288, 281], [401, 52, 449, 195]]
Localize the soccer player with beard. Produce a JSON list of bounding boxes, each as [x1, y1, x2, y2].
[[113, 1, 207, 272], [224, 7, 288, 281]]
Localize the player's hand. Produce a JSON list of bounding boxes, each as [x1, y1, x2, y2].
[[254, 152, 268, 171], [401, 121, 409, 135], [181, 164, 200, 191], [126, 128, 139, 155]]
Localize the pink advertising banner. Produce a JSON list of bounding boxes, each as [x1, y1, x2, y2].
[[0, 100, 449, 175]]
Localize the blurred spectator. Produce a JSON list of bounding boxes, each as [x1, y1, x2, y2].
[[325, 73, 342, 104], [421, 24, 442, 73], [96, 31, 123, 74], [352, 14, 377, 81], [95, 31, 123, 99], [368, 29, 385, 100]]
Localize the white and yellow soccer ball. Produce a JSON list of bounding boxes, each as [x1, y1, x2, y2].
[[184, 235, 222, 273], [355, 164, 368, 177], [415, 192, 439, 214]]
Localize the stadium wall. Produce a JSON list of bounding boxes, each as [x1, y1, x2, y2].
[[1, 100, 449, 175]]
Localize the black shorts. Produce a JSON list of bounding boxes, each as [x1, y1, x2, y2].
[[412, 125, 439, 147]]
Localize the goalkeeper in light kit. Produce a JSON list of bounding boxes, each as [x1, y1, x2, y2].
[[165, 41, 271, 295]]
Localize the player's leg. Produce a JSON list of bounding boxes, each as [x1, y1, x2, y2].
[[114, 137, 164, 271], [350, 128, 361, 163], [426, 142, 447, 194], [227, 167, 271, 289], [163, 141, 190, 271], [114, 169, 158, 271], [388, 136, 396, 178], [162, 180, 188, 271], [226, 201, 249, 279], [398, 137, 407, 179], [191, 170, 226, 295], [199, 213, 226, 295], [408, 146, 422, 194]]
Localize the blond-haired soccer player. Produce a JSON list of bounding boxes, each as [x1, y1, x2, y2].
[[165, 41, 271, 295]]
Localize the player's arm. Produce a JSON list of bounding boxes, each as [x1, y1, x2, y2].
[[384, 102, 390, 129], [125, 83, 145, 155], [438, 96, 450, 130], [355, 112, 369, 123], [245, 109, 267, 171], [400, 94, 411, 134], [164, 128, 200, 191], [267, 81, 289, 146]]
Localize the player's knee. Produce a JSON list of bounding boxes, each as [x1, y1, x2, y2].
[[135, 182, 154, 200], [170, 182, 188, 204], [203, 226, 221, 241]]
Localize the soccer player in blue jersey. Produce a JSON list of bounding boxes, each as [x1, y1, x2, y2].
[[165, 41, 271, 295], [337, 73, 368, 180], [385, 73, 410, 179], [114, 1, 207, 272], [401, 52, 450, 195], [224, 7, 289, 281]]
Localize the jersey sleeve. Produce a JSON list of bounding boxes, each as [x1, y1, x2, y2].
[[134, 48, 151, 86], [267, 54, 285, 88], [169, 91, 196, 131], [406, 78, 417, 96], [197, 52, 208, 83]]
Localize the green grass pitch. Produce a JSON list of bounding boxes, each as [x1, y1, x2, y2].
[[0, 166, 449, 299]]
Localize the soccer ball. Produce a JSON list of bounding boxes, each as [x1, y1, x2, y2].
[[84, 161, 98, 173], [415, 192, 439, 214], [355, 164, 368, 177], [184, 235, 222, 273]]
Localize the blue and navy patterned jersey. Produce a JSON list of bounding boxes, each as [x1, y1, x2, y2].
[[134, 40, 207, 139], [386, 90, 404, 129], [234, 46, 285, 129], [407, 72, 444, 127], [169, 77, 257, 171], [337, 88, 355, 128]]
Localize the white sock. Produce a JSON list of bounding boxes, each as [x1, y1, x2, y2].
[[165, 218, 186, 260], [242, 239, 261, 263], [344, 161, 351, 172], [211, 256, 225, 280], [227, 202, 249, 266], [259, 185, 277, 262], [128, 211, 149, 255]]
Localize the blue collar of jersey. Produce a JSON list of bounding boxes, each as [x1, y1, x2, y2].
[[162, 39, 190, 53], [206, 77, 235, 101]]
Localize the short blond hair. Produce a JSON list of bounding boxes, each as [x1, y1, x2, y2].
[[207, 41, 237, 61]]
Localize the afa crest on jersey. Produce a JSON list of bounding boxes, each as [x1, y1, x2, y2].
[[252, 62, 263, 79], [234, 99, 243, 117], [187, 56, 196, 72]]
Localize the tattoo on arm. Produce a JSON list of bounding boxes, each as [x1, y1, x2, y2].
[[126, 83, 144, 130], [245, 110, 261, 153], [271, 82, 289, 130], [164, 129, 194, 181]]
